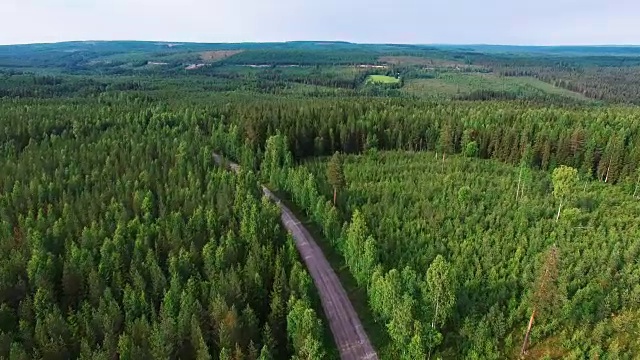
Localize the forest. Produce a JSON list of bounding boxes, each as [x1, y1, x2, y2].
[[0, 98, 331, 359], [1, 41, 640, 359]]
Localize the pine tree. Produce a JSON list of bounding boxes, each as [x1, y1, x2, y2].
[[257, 345, 273, 360], [326, 152, 346, 206], [190, 315, 212, 360], [219, 348, 232, 360]]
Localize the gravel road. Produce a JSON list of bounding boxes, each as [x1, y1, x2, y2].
[[213, 153, 378, 360]]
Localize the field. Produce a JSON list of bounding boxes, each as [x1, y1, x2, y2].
[[366, 75, 400, 85]]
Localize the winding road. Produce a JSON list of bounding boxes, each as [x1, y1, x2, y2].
[[213, 153, 378, 360]]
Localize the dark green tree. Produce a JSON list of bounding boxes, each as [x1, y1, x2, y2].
[[326, 151, 346, 205]]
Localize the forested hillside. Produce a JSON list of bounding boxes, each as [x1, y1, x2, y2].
[[1, 41, 640, 360]]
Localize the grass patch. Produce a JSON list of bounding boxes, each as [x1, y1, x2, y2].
[[366, 75, 400, 85]]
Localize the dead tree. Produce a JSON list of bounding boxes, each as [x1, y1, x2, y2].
[[521, 245, 561, 356]]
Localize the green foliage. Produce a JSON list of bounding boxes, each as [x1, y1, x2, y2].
[[0, 99, 331, 359], [552, 165, 579, 220], [464, 141, 479, 158], [294, 151, 640, 358], [344, 210, 377, 286], [262, 133, 294, 187], [366, 75, 401, 85], [327, 152, 346, 192], [3, 41, 640, 360], [286, 298, 326, 360], [426, 255, 456, 329]]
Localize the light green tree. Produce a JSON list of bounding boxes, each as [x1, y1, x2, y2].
[[345, 210, 370, 285], [286, 299, 326, 360], [552, 165, 578, 221], [262, 134, 293, 187], [426, 255, 456, 329]]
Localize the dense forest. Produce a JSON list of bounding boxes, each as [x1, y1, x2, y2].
[[209, 99, 640, 186], [0, 98, 331, 359], [294, 151, 640, 359], [1, 41, 640, 359]]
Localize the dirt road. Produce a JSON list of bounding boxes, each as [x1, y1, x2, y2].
[[213, 153, 378, 360]]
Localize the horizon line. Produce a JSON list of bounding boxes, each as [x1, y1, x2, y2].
[[1, 39, 640, 48]]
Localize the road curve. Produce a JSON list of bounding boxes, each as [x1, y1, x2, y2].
[[213, 153, 378, 360]]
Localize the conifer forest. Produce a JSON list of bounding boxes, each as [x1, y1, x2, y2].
[[1, 41, 640, 359]]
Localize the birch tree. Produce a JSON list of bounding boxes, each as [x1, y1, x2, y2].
[[426, 255, 456, 329], [552, 166, 578, 221]]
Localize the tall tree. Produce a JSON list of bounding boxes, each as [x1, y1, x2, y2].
[[516, 147, 533, 202], [426, 255, 456, 329], [521, 245, 562, 355], [552, 165, 578, 221], [326, 152, 346, 206], [191, 315, 212, 360], [262, 134, 293, 188]]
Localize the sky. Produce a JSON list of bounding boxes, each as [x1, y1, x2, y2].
[[1, 0, 639, 45]]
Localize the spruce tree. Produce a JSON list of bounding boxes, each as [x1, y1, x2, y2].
[[326, 152, 346, 206]]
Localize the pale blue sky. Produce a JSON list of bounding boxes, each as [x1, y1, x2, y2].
[[2, 0, 638, 45]]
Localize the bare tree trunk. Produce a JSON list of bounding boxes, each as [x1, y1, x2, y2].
[[521, 309, 536, 356], [333, 187, 337, 206], [555, 201, 562, 222], [442, 153, 445, 172], [605, 160, 611, 183], [431, 300, 439, 329], [634, 176, 639, 198], [516, 167, 523, 202]]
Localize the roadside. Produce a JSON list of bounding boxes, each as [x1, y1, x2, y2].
[[273, 191, 392, 359], [213, 153, 379, 360]]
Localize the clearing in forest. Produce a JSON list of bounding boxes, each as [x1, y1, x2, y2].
[[379, 55, 463, 67], [200, 50, 244, 62], [404, 73, 590, 100], [366, 75, 400, 85]]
